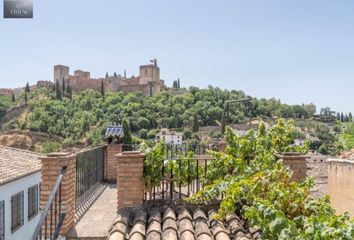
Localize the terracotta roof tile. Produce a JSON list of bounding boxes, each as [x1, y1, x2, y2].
[[0, 145, 43, 186], [109, 206, 259, 240]]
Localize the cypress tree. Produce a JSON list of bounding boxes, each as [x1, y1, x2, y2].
[[114, 72, 118, 77], [341, 112, 344, 122], [221, 113, 226, 135], [62, 78, 66, 94], [192, 114, 199, 132], [67, 84, 72, 101], [24, 91, 28, 104], [25, 82, 30, 92], [349, 112, 353, 122], [55, 81, 62, 101], [105, 72, 109, 78], [177, 78, 180, 88], [122, 118, 132, 145], [101, 79, 105, 100], [12, 93, 15, 103]]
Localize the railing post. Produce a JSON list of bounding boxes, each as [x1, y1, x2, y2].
[[40, 152, 76, 236], [106, 144, 123, 182], [116, 151, 144, 210]]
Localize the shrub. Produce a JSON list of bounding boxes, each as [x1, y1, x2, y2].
[[188, 119, 354, 239], [41, 141, 60, 154], [318, 144, 328, 155], [139, 129, 148, 139], [147, 129, 159, 139], [183, 128, 193, 139]]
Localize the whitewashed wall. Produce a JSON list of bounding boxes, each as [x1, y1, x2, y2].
[[0, 172, 41, 240]]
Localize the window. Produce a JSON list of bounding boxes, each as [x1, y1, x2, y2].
[[28, 184, 39, 220], [11, 191, 24, 233], [0, 200, 4, 240]]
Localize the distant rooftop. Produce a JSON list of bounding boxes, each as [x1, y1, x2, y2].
[[0, 146, 43, 186], [105, 125, 124, 138]]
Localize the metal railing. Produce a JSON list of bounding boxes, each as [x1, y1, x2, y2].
[[143, 144, 217, 202], [32, 167, 66, 240], [144, 157, 215, 201], [75, 145, 105, 213], [165, 143, 220, 159]]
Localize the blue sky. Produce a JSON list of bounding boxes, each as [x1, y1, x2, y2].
[[0, 0, 353, 113]]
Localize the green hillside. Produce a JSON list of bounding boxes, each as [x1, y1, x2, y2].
[[0, 86, 325, 151]]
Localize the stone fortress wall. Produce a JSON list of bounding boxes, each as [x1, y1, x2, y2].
[[54, 59, 165, 96], [0, 60, 166, 97]]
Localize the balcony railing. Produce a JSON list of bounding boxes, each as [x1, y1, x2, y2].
[[32, 167, 66, 240], [143, 143, 221, 201], [75, 145, 106, 215]]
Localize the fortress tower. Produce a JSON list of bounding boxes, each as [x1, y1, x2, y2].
[[139, 59, 160, 84], [53, 65, 69, 89], [139, 59, 161, 95]]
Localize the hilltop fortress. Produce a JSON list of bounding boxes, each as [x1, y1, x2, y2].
[[54, 59, 165, 96], [0, 60, 167, 97]]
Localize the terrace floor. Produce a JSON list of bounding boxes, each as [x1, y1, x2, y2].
[[67, 183, 117, 240]]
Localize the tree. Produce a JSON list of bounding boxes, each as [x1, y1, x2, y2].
[[25, 82, 30, 93], [114, 72, 118, 77], [100, 79, 105, 100], [183, 128, 193, 139], [67, 84, 72, 101], [187, 120, 354, 239], [192, 114, 199, 132], [24, 91, 28, 104], [138, 117, 150, 129], [0, 102, 6, 119], [122, 118, 132, 144], [12, 93, 15, 103], [139, 129, 148, 139], [177, 78, 181, 88], [221, 112, 226, 134], [105, 72, 109, 78], [62, 78, 66, 94], [341, 112, 344, 122], [349, 112, 353, 122], [55, 81, 62, 101], [341, 123, 354, 150], [173, 80, 177, 88], [318, 144, 328, 155]]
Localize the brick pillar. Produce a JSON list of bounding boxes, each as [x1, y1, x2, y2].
[[40, 152, 76, 236], [106, 144, 123, 182], [116, 151, 144, 210], [275, 153, 308, 181]]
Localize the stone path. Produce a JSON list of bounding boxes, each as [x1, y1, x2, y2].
[[67, 183, 117, 239]]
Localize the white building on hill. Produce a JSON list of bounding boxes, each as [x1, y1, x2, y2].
[[155, 128, 183, 145]]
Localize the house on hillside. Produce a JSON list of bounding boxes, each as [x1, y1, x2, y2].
[[155, 128, 183, 145], [0, 146, 43, 240]]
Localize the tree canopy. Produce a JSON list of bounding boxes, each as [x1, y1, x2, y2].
[[1, 86, 319, 147]]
